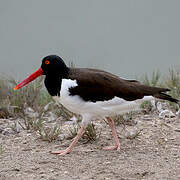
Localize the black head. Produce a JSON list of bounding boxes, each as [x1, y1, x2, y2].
[[41, 55, 69, 77], [14, 55, 69, 95]]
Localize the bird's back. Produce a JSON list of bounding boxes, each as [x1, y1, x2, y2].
[[67, 67, 176, 103]]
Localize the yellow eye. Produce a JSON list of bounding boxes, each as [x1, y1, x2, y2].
[[45, 60, 50, 65]]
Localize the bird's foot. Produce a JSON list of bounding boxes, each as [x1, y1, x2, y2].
[[51, 148, 71, 156], [51, 125, 86, 156], [103, 145, 120, 151]]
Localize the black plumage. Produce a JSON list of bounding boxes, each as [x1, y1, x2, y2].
[[41, 55, 178, 103]]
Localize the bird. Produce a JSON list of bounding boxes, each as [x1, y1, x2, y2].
[[14, 55, 179, 155]]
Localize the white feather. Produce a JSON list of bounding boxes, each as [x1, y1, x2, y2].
[[53, 79, 154, 125]]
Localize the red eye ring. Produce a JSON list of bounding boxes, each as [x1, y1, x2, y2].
[[45, 60, 50, 65]]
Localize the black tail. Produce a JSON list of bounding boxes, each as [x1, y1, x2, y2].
[[154, 91, 179, 103]]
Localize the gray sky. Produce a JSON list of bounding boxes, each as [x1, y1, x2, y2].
[[1, 0, 180, 80]]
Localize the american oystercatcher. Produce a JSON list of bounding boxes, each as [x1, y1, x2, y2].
[[14, 55, 178, 155]]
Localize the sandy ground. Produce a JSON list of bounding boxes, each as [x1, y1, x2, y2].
[[1, 112, 180, 180]]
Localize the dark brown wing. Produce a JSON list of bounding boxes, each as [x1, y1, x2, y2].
[[67, 68, 178, 103]]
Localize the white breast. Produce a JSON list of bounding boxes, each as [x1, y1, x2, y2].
[[53, 79, 154, 124]]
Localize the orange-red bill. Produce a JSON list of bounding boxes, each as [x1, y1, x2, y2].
[[14, 67, 43, 90]]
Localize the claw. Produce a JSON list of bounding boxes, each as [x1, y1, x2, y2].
[[51, 149, 71, 155]]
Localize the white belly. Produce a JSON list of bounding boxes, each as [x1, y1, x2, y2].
[[53, 79, 154, 119]]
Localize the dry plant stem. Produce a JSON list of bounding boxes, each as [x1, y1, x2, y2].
[[51, 124, 86, 156], [103, 117, 120, 150]]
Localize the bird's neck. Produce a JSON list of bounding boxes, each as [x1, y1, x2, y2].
[[44, 76, 62, 96], [44, 68, 69, 96], [44, 75, 62, 96]]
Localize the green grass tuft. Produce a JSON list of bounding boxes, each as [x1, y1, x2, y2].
[[141, 70, 161, 87], [38, 125, 61, 142], [0, 144, 4, 155], [67, 123, 100, 142]]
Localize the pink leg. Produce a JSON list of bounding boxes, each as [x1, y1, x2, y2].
[[51, 124, 86, 156], [103, 117, 120, 151]]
